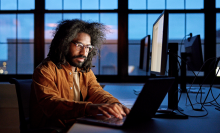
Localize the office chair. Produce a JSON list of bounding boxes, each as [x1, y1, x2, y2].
[[100, 85, 105, 89], [10, 78, 63, 133]]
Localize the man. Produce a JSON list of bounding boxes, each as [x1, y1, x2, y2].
[[30, 19, 130, 131]]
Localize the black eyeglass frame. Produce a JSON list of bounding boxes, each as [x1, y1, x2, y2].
[[71, 41, 94, 52]]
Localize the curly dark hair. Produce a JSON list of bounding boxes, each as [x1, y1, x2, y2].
[[47, 19, 107, 71]]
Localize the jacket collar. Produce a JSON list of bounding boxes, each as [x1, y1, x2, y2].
[[61, 62, 88, 73]]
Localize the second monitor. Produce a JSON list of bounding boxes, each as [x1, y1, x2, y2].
[[139, 35, 151, 72], [184, 34, 204, 71]]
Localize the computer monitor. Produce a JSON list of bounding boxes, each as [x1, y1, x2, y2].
[[139, 35, 151, 72], [150, 10, 169, 76], [184, 35, 203, 71], [149, 10, 187, 118]]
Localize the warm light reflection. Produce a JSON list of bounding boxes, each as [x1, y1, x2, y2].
[[3, 62, 6, 67], [47, 23, 58, 27], [105, 25, 118, 40], [45, 30, 54, 39], [128, 66, 135, 74], [4, 71, 8, 74], [0, 69, 3, 74]]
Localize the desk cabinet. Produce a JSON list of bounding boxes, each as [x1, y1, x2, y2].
[[0, 84, 19, 133]]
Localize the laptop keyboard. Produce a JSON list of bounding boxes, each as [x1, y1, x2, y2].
[[77, 114, 126, 126], [98, 116, 126, 125]]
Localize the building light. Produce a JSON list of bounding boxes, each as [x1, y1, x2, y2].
[[0, 69, 3, 74], [3, 62, 7, 67], [4, 71, 8, 75]]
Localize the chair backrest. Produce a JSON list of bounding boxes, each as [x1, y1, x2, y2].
[[10, 78, 33, 132], [100, 85, 105, 89]]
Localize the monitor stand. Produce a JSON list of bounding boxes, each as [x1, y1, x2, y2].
[[154, 43, 188, 119], [155, 105, 188, 119], [180, 52, 205, 94]]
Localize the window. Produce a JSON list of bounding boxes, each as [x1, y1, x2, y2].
[[128, 14, 147, 75], [185, 0, 204, 9], [167, 0, 184, 9], [0, 0, 34, 75], [128, 12, 204, 76], [128, 0, 146, 10], [128, 0, 204, 10], [0, 0, 35, 10], [148, 0, 165, 9], [127, 0, 204, 77], [45, 0, 118, 10], [44, 0, 118, 75], [217, 0, 220, 8]]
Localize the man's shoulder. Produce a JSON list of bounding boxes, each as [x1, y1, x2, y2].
[[32, 58, 59, 81], [36, 58, 57, 70], [84, 69, 96, 78]]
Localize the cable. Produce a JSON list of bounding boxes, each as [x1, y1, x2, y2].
[[167, 53, 209, 116], [179, 33, 192, 56], [175, 55, 218, 113], [210, 102, 220, 108], [174, 54, 198, 77], [133, 89, 140, 95], [189, 57, 217, 110], [176, 105, 209, 118], [169, 53, 202, 111], [200, 93, 220, 106], [198, 58, 220, 109], [195, 58, 219, 101], [174, 54, 201, 110], [207, 58, 220, 107], [185, 57, 220, 113]]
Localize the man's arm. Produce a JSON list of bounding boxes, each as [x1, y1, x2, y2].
[[84, 70, 130, 119], [32, 66, 91, 120]]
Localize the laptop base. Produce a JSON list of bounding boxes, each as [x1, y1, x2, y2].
[[159, 105, 184, 111], [154, 111, 188, 119], [155, 107, 188, 119]]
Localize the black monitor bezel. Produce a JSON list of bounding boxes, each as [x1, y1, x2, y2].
[[139, 35, 151, 72], [150, 10, 169, 76]]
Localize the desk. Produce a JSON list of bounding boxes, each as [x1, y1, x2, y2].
[[68, 84, 220, 133]]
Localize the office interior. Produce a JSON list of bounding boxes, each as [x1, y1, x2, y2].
[[0, 0, 220, 132]]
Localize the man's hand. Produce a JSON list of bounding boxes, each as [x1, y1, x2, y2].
[[85, 103, 130, 119]]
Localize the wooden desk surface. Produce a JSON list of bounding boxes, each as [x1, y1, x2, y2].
[[68, 84, 220, 133]]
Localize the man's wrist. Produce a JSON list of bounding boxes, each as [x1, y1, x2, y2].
[[85, 102, 92, 116]]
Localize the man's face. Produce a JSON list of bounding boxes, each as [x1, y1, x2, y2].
[[66, 32, 91, 68]]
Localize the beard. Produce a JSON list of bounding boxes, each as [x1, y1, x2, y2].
[[66, 55, 87, 68]]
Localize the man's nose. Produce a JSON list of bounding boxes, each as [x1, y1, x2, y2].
[[80, 47, 87, 56]]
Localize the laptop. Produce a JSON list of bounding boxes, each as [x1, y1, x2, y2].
[[76, 77, 175, 128]]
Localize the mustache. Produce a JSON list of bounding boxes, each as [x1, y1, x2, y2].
[[71, 55, 87, 60]]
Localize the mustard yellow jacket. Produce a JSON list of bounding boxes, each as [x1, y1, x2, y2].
[[30, 59, 120, 129]]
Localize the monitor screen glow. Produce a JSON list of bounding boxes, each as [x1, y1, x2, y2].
[[150, 11, 168, 76]]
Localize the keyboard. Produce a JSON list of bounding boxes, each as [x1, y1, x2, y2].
[[97, 115, 126, 125], [77, 114, 126, 126]]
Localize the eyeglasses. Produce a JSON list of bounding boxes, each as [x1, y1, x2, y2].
[[71, 41, 94, 53]]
